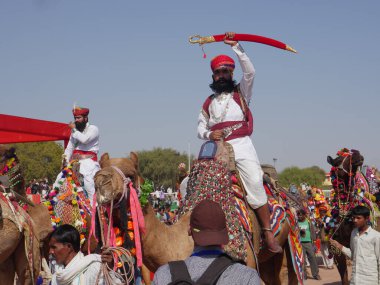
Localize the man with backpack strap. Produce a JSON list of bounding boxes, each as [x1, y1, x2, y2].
[[152, 200, 260, 285]]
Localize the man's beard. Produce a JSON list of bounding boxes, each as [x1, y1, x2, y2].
[[209, 78, 237, 94], [75, 121, 87, 132]]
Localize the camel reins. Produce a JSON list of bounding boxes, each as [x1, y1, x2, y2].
[[111, 166, 132, 208], [95, 165, 146, 284]]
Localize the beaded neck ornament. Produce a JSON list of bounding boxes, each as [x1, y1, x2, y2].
[[0, 157, 23, 191]]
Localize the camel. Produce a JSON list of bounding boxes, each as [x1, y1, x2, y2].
[[326, 148, 376, 285], [95, 145, 302, 285], [0, 145, 52, 285]]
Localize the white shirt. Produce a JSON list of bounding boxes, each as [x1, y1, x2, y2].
[[342, 227, 380, 284], [64, 123, 100, 161], [52, 252, 103, 285], [197, 44, 256, 160], [52, 252, 122, 285]]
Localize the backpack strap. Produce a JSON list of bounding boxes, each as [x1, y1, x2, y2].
[[196, 254, 235, 285], [168, 260, 193, 285]]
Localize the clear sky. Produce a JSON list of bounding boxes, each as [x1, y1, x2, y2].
[[1, 0, 379, 172]]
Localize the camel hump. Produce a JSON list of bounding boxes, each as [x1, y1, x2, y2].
[[99, 153, 111, 168]]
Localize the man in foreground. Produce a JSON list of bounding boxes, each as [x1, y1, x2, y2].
[[330, 205, 380, 284], [153, 200, 260, 284], [49, 224, 120, 285]]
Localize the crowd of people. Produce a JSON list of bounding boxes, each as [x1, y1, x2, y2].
[[26, 178, 51, 195], [296, 182, 380, 284], [4, 31, 380, 285], [150, 188, 180, 225]]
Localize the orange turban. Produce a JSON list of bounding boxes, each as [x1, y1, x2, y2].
[[210, 55, 235, 72], [72, 107, 89, 116]]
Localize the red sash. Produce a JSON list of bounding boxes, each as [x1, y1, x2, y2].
[[202, 89, 253, 141], [73, 150, 98, 161]]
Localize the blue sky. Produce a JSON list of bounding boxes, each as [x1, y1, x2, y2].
[[1, 1, 379, 172]]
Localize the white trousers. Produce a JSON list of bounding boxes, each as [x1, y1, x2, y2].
[[231, 138, 267, 209], [79, 158, 101, 203]]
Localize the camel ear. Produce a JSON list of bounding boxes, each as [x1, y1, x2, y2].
[[130, 152, 139, 169], [100, 153, 111, 168], [327, 156, 335, 166]]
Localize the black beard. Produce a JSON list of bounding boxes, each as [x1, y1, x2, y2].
[[75, 121, 87, 132], [209, 78, 236, 94]]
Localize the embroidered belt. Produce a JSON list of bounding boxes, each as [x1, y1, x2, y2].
[[72, 150, 98, 161]]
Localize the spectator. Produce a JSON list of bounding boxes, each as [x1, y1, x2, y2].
[[31, 182, 40, 194], [49, 224, 121, 284], [330, 205, 380, 285], [297, 209, 321, 280], [153, 200, 260, 285], [317, 206, 334, 269]]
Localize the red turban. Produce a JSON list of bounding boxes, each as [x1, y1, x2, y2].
[[72, 107, 89, 116], [210, 55, 235, 72]]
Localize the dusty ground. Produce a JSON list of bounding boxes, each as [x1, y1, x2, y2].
[[305, 256, 352, 285]]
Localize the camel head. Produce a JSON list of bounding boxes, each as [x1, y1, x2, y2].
[[94, 152, 140, 205], [327, 148, 364, 183]]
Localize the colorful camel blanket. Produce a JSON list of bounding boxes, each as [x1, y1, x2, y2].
[[180, 159, 248, 261], [286, 208, 305, 285], [45, 164, 90, 244], [268, 197, 286, 236], [180, 158, 287, 262]]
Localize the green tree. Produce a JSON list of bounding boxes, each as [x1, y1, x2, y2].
[[137, 148, 193, 189], [278, 165, 326, 188], [10, 142, 63, 184]]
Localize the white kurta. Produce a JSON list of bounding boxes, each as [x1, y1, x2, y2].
[[52, 252, 122, 285], [342, 227, 380, 285], [63, 123, 100, 201], [197, 44, 267, 209]]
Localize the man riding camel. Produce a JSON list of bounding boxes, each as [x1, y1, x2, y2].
[[61, 106, 100, 203], [197, 32, 282, 253]]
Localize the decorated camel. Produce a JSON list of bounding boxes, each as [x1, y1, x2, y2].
[[95, 142, 304, 285], [325, 148, 378, 285], [0, 145, 52, 285], [46, 151, 145, 252]]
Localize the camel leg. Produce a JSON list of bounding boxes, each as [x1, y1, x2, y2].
[[0, 219, 22, 263], [283, 242, 298, 285], [259, 258, 273, 284], [335, 254, 349, 285], [259, 252, 284, 285], [141, 264, 152, 285], [245, 241, 257, 269], [0, 257, 16, 285], [13, 235, 40, 285]]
